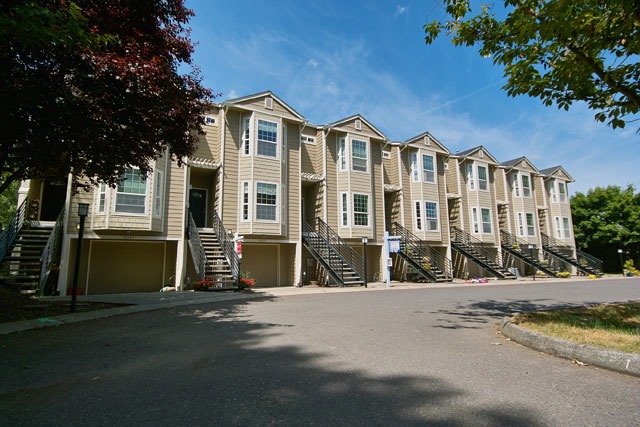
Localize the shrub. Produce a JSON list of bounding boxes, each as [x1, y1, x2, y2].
[[556, 271, 571, 278]]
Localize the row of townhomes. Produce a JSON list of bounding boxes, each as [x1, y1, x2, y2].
[[1, 91, 603, 295]]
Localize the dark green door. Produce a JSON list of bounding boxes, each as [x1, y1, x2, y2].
[[189, 189, 207, 227]]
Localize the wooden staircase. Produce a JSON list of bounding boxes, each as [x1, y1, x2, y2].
[[0, 226, 52, 294]]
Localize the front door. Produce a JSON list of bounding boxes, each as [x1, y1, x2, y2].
[[40, 182, 67, 221], [189, 188, 207, 228]]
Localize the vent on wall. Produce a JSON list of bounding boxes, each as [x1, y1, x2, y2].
[[355, 119, 362, 130], [479, 151, 484, 158], [265, 97, 273, 110], [204, 115, 217, 126], [424, 136, 430, 146]]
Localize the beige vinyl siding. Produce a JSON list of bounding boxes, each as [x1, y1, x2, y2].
[[69, 188, 95, 231], [534, 175, 546, 207], [151, 156, 167, 232], [166, 161, 186, 238], [436, 155, 449, 243], [222, 111, 240, 228], [383, 145, 400, 187], [445, 157, 459, 195], [371, 140, 384, 241], [325, 132, 338, 228], [287, 122, 301, 240], [494, 168, 506, 201], [237, 97, 302, 123]]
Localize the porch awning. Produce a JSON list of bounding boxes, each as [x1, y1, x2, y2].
[[188, 157, 219, 170]]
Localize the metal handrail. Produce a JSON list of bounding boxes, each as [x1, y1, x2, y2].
[[541, 232, 603, 274], [391, 222, 452, 280], [187, 211, 207, 281], [0, 199, 27, 262], [540, 233, 573, 251], [212, 209, 239, 282], [315, 217, 364, 279], [576, 249, 603, 274], [38, 208, 65, 295], [450, 226, 514, 278], [499, 230, 561, 276]]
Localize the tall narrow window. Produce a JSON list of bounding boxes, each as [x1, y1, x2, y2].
[[257, 119, 278, 158], [481, 208, 492, 233], [562, 217, 571, 238], [411, 152, 419, 182], [353, 194, 369, 226], [558, 182, 567, 203], [425, 201, 438, 231], [522, 174, 531, 197], [517, 212, 524, 236], [256, 182, 277, 221], [471, 207, 479, 234], [415, 201, 422, 231], [555, 216, 562, 238], [98, 184, 107, 213], [422, 154, 435, 183], [242, 116, 251, 155], [351, 139, 367, 172], [242, 182, 249, 221], [477, 165, 488, 191], [526, 213, 535, 236], [549, 180, 557, 202], [116, 168, 146, 214], [153, 171, 163, 218], [512, 173, 520, 197], [338, 138, 347, 171], [467, 164, 475, 190], [341, 192, 348, 227]]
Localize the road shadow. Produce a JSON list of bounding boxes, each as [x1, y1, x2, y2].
[[0, 297, 545, 426], [431, 299, 603, 330]]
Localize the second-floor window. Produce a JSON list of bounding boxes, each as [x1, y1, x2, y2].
[[257, 119, 278, 158], [477, 165, 488, 191], [526, 212, 535, 236], [558, 182, 567, 203], [341, 192, 349, 227], [352, 139, 368, 172], [467, 164, 475, 191], [242, 182, 249, 221], [256, 182, 277, 221], [512, 173, 520, 197], [562, 217, 571, 238], [98, 184, 107, 214], [153, 171, 164, 218], [522, 174, 531, 197], [415, 201, 422, 231], [481, 208, 492, 233], [411, 152, 419, 182], [425, 201, 438, 231], [338, 138, 347, 171], [242, 117, 251, 155], [116, 168, 147, 214], [353, 193, 369, 226]]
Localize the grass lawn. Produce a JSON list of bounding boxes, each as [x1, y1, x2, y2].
[[512, 302, 640, 354]]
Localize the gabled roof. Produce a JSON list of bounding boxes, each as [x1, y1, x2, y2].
[[501, 156, 540, 174], [324, 114, 389, 141], [452, 145, 499, 165], [538, 165, 575, 182], [222, 90, 306, 122], [403, 131, 450, 155]]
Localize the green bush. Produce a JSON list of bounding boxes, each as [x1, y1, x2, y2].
[[556, 271, 571, 278]]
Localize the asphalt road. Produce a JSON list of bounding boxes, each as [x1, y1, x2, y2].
[[1, 279, 638, 426]]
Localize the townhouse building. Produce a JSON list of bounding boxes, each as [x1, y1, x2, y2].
[[2, 91, 602, 296]]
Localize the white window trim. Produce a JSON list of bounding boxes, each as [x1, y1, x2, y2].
[[338, 137, 347, 172], [517, 212, 525, 237], [301, 135, 316, 145], [114, 167, 148, 216], [554, 216, 562, 238], [204, 115, 217, 126], [512, 173, 520, 197], [414, 201, 423, 231], [153, 171, 164, 218], [422, 154, 436, 184], [477, 164, 488, 191], [425, 200, 439, 231], [241, 115, 251, 156], [352, 192, 370, 227], [241, 181, 250, 222], [256, 118, 279, 159], [481, 207, 492, 234], [411, 152, 419, 182], [254, 181, 279, 222], [526, 212, 535, 236], [471, 207, 479, 234], [521, 173, 532, 198], [96, 183, 108, 215], [558, 182, 568, 203], [340, 192, 349, 227], [562, 217, 571, 238], [382, 150, 391, 159]]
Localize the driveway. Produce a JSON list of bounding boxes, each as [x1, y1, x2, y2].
[[1, 278, 638, 426]]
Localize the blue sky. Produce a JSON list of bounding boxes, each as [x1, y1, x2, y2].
[[185, 0, 639, 195]]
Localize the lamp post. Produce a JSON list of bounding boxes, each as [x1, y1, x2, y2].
[[618, 249, 624, 276], [528, 244, 536, 281], [362, 236, 368, 288], [71, 203, 89, 312]]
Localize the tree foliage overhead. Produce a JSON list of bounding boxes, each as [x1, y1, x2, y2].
[[571, 185, 640, 262], [424, 0, 640, 131], [0, 0, 214, 194]]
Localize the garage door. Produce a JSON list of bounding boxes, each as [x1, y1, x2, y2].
[[242, 244, 278, 287], [88, 241, 165, 294]]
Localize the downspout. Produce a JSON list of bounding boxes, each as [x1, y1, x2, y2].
[[322, 126, 331, 223], [56, 173, 74, 296], [397, 144, 407, 228]]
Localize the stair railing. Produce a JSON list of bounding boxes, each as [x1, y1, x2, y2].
[[540, 233, 573, 251], [0, 199, 27, 263], [541, 233, 602, 275], [303, 220, 348, 283], [187, 211, 207, 281], [315, 218, 364, 280], [38, 208, 65, 295], [212, 209, 240, 283], [450, 226, 513, 278], [391, 222, 452, 281], [576, 249, 603, 274], [500, 230, 558, 276]]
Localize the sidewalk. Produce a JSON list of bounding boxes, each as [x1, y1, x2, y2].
[[0, 275, 601, 335]]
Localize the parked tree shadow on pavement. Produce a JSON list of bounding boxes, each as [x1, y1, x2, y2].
[[0, 296, 546, 426]]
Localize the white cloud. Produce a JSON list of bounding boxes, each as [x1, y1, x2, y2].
[[394, 5, 408, 17]]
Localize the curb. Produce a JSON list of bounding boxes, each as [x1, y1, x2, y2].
[[500, 317, 640, 377]]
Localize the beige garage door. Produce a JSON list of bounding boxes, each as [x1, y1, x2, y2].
[[242, 244, 278, 287], [88, 241, 165, 294]]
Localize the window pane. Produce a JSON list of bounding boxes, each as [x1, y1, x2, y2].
[[411, 153, 418, 182], [422, 155, 435, 183], [425, 201, 438, 230], [353, 194, 368, 226], [415, 201, 422, 230], [257, 120, 277, 157], [481, 208, 491, 233], [116, 168, 146, 213], [341, 193, 348, 226], [522, 175, 531, 197], [478, 166, 487, 190], [352, 139, 367, 172], [256, 182, 277, 221], [563, 217, 571, 238], [526, 213, 535, 236]]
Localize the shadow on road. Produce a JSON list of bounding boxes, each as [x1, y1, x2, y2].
[[0, 295, 549, 426]]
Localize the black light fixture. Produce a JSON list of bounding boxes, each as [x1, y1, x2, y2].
[[618, 249, 624, 276], [71, 203, 89, 312]]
